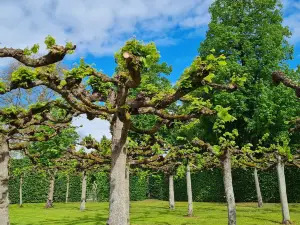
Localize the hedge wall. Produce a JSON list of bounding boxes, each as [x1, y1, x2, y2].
[[8, 159, 300, 204]]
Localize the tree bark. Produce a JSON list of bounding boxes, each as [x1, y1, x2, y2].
[[222, 150, 236, 225], [0, 136, 10, 225], [125, 165, 130, 225], [19, 174, 23, 208], [107, 117, 130, 225], [65, 174, 69, 204], [186, 164, 193, 217], [169, 174, 175, 210], [45, 172, 55, 208], [254, 168, 263, 208], [277, 156, 291, 224], [80, 171, 87, 211]]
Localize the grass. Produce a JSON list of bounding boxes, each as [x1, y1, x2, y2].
[[9, 200, 300, 225]]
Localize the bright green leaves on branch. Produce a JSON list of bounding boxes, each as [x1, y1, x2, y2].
[[65, 41, 75, 54], [63, 58, 93, 82], [23, 44, 40, 56], [0, 80, 6, 94], [177, 53, 228, 90], [11, 66, 37, 87], [181, 94, 213, 115], [213, 105, 236, 132], [115, 39, 160, 74], [45, 35, 56, 49], [88, 75, 112, 95], [230, 74, 247, 86]]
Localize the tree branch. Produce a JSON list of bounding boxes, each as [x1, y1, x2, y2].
[[0, 44, 76, 67]]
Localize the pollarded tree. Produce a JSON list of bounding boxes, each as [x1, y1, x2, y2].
[[0, 40, 74, 224], [24, 126, 79, 208], [1, 37, 238, 224], [9, 158, 33, 208], [60, 144, 111, 211], [0, 100, 76, 223], [246, 133, 297, 225]]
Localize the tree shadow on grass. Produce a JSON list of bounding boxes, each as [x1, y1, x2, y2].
[[241, 215, 281, 224], [11, 214, 108, 225]]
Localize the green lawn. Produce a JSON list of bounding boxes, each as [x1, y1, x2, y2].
[[9, 200, 300, 225]]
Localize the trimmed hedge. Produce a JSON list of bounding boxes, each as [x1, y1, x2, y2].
[[8, 159, 300, 204]]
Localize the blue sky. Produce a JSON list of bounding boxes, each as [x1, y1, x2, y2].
[[64, 35, 203, 84], [1, 0, 300, 139], [57, 0, 300, 85]]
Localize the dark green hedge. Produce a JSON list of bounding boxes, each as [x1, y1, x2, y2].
[[8, 159, 300, 204], [130, 175, 148, 201]]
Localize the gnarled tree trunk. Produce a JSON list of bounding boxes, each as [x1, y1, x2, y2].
[[254, 168, 263, 208], [80, 171, 87, 211], [19, 174, 23, 208], [0, 136, 9, 225], [169, 174, 175, 210], [186, 164, 193, 217], [277, 156, 291, 224], [65, 174, 69, 204], [107, 117, 130, 225], [45, 172, 55, 208], [222, 150, 236, 225]]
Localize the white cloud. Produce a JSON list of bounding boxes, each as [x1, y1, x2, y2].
[[0, 0, 212, 60], [72, 114, 111, 141], [282, 0, 300, 44]]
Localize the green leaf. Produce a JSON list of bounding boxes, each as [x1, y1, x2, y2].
[[218, 60, 227, 66], [44, 35, 56, 49], [31, 44, 39, 54], [204, 72, 215, 83], [206, 54, 216, 61]]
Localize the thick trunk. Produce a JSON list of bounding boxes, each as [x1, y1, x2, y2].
[[277, 156, 291, 224], [45, 174, 55, 208], [222, 150, 236, 225], [169, 175, 175, 210], [65, 175, 69, 204], [107, 117, 130, 225], [186, 164, 193, 217], [19, 175, 23, 207], [125, 165, 130, 225], [254, 168, 263, 208], [0, 136, 9, 225], [80, 171, 87, 211]]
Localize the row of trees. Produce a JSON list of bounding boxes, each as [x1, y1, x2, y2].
[[1, 0, 300, 225]]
